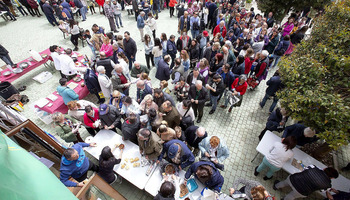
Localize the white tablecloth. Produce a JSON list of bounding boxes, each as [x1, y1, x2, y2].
[[257, 131, 350, 194], [84, 130, 154, 190]]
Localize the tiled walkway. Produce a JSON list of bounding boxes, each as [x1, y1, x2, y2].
[[0, 3, 349, 199]]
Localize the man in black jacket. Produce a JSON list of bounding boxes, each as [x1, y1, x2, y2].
[[96, 52, 115, 78], [259, 71, 283, 113], [188, 80, 208, 123], [99, 104, 122, 132], [184, 125, 207, 156], [205, 74, 225, 114], [123, 31, 137, 70], [187, 67, 205, 86], [274, 166, 339, 200], [84, 68, 105, 104]]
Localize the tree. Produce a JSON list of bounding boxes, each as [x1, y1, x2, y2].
[[256, 0, 331, 21], [277, 1, 350, 150]]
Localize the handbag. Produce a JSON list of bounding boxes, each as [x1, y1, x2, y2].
[[225, 89, 240, 105], [181, 108, 193, 129]]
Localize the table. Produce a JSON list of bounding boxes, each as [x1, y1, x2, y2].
[[257, 131, 350, 195], [84, 130, 154, 190], [33, 50, 89, 114], [0, 48, 52, 83]]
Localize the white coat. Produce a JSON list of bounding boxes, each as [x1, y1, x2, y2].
[[98, 73, 113, 98]]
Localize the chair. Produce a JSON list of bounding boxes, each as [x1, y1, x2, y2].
[[59, 28, 68, 39]]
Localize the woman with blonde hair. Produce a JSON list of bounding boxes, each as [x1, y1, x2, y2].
[[156, 124, 176, 143], [140, 72, 152, 88], [229, 180, 273, 200], [52, 112, 84, 144], [198, 135, 229, 171], [139, 94, 158, 114], [160, 80, 170, 94], [109, 90, 125, 110], [197, 58, 209, 84], [100, 36, 114, 57], [180, 50, 190, 77]]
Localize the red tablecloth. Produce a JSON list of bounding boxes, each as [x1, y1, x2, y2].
[[35, 78, 89, 114], [0, 48, 52, 83]]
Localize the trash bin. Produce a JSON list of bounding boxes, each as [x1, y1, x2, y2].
[[0, 81, 19, 100]]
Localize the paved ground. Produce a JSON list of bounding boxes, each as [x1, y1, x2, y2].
[[0, 2, 349, 199]]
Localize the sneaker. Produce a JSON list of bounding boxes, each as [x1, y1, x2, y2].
[[254, 166, 259, 176], [273, 180, 280, 190], [263, 176, 273, 180], [228, 107, 232, 112], [209, 110, 215, 115]]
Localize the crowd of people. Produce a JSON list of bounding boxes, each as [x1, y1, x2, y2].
[[3, 0, 349, 199]]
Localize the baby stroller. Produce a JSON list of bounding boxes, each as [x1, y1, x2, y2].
[[247, 74, 260, 91]]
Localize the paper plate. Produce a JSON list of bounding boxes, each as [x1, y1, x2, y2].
[[85, 136, 93, 143]]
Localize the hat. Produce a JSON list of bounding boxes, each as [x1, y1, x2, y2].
[[168, 144, 179, 159], [203, 31, 209, 37], [99, 104, 109, 115]]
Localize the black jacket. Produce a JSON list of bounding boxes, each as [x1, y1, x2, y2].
[[208, 78, 225, 96], [282, 123, 318, 146], [266, 108, 289, 131], [188, 85, 209, 105], [84, 68, 102, 94], [186, 72, 205, 86], [98, 157, 121, 184], [97, 58, 114, 78], [122, 116, 140, 145], [265, 75, 282, 96], [99, 105, 122, 129], [290, 165, 332, 196], [184, 125, 207, 148], [123, 38, 137, 57], [0, 44, 9, 56]]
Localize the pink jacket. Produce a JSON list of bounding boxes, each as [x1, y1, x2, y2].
[[100, 43, 114, 57], [282, 22, 294, 37]]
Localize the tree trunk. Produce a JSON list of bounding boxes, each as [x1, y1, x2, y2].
[[312, 142, 332, 160]]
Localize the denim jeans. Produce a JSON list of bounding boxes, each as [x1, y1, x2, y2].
[[260, 93, 279, 112], [0, 54, 14, 66], [191, 30, 199, 39], [256, 157, 281, 178], [126, 55, 135, 70], [210, 95, 219, 111], [114, 14, 123, 27], [271, 54, 282, 68], [80, 6, 87, 20], [154, 56, 162, 69]]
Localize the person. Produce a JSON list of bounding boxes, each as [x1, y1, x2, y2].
[[252, 35, 265, 54], [111, 64, 131, 96], [84, 68, 105, 104], [18, 0, 34, 17], [138, 128, 163, 161], [57, 78, 79, 105], [60, 142, 98, 187], [176, 32, 191, 53], [98, 146, 123, 184], [82, 105, 101, 135], [130, 62, 149, 78], [207, 0, 217, 30], [152, 38, 163, 69], [190, 12, 200, 38], [258, 107, 289, 140], [171, 58, 184, 84], [145, 12, 157, 40], [282, 124, 318, 146], [99, 103, 122, 132], [120, 96, 141, 115], [123, 31, 137, 70], [176, 99, 195, 127], [259, 71, 283, 112], [49, 45, 63, 77], [255, 136, 296, 180], [231, 55, 245, 76], [265, 29, 280, 55], [198, 135, 229, 171], [160, 80, 170, 94], [216, 64, 235, 90], [42, 1, 59, 26], [213, 21, 227, 38], [221, 74, 248, 112], [121, 113, 140, 144], [209, 53, 224, 77], [159, 101, 181, 129], [326, 188, 350, 200], [97, 52, 115, 78], [27, 0, 42, 17], [184, 125, 207, 155], [205, 74, 225, 114], [282, 17, 295, 37], [136, 80, 152, 103], [52, 112, 84, 144], [160, 33, 168, 56], [67, 100, 98, 135], [274, 166, 339, 200], [174, 77, 190, 102], [266, 12, 274, 28], [157, 123, 176, 143], [109, 90, 125, 110], [230, 179, 273, 199], [166, 35, 177, 69], [116, 52, 131, 81], [143, 34, 155, 69], [154, 181, 176, 200], [253, 50, 269, 82], [67, 20, 80, 51], [221, 46, 235, 67], [271, 35, 290, 68], [155, 55, 171, 81], [154, 88, 176, 107], [157, 139, 195, 170], [139, 94, 158, 114], [100, 37, 114, 59], [97, 66, 113, 102], [197, 58, 210, 85], [188, 80, 208, 123], [197, 31, 210, 58], [184, 161, 224, 192], [168, 0, 176, 17], [111, 0, 123, 29], [188, 40, 199, 70], [186, 67, 205, 86], [203, 42, 220, 64], [137, 11, 146, 42], [178, 11, 190, 35], [74, 0, 87, 21]]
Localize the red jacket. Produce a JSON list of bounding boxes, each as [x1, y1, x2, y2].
[[231, 78, 247, 96], [213, 25, 227, 38], [169, 0, 177, 7], [83, 107, 99, 128], [244, 57, 253, 74]]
